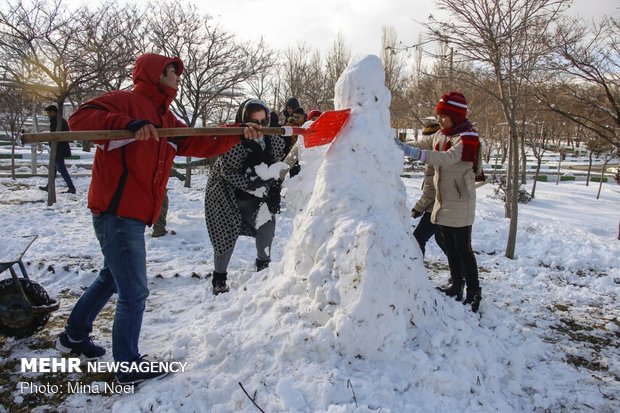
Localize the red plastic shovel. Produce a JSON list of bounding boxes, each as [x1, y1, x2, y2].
[[20, 109, 351, 148]]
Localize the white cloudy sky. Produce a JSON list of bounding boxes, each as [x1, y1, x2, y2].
[[60, 0, 619, 57], [201, 0, 619, 56]]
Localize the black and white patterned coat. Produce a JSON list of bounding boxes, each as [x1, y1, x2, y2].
[[205, 136, 287, 259]]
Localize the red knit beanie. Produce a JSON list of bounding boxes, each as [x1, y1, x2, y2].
[[307, 109, 322, 121], [436, 91, 468, 125]]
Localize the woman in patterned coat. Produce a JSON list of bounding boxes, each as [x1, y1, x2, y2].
[[205, 99, 287, 295]]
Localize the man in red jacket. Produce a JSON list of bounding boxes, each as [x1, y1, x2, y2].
[[56, 53, 262, 385]]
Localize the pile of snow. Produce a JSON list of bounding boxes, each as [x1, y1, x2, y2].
[[109, 55, 590, 412], [280, 55, 434, 360]]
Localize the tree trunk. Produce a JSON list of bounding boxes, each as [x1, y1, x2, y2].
[[10, 137, 16, 180], [31, 109, 40, 175], [501, 144, 508, 164], [586, 153, 593, 186], [505, 133, 519, 259], [531, 158, 542, 198], [520, 134, 527, 184], [46, 106, 66, 206], [185, 156, 192, 188], [30, 145, 38, 175], [504, 145, 512, 219], [596, 160, 609, 200], [46, 142, 57, 206], [556, 152, 562, 185]]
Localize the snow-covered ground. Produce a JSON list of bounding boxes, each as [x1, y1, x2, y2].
[[1, 165, 619, 413], [1, 55, 619, 412]]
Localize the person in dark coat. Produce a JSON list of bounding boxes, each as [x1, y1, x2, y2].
[[39, 105, 76, 194], [205, 98, 287, 295], [280, 97, 300, 126]]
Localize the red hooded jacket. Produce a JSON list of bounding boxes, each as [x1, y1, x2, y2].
[[69, 54, 239, 225]]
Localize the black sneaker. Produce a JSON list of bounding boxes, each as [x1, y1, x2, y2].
[[463, 290, 482, 313], [56, 332, 106, 359], [211, 271, 229, 295], [38, 185, 48, 192], [65, 188, 76, 194], [212, 278, 229, 295], [437, 284, 464, 302], [116, 355, 170, 385], [255, 258, 270, 272]]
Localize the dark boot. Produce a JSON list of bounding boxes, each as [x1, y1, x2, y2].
[[255, 258, 270, 272], [212, 271, 229, 295], [463, 288, 482, 312], [151, 226, 168, 238], [437, 280, 465, 301], [38, 185, 48, 192]]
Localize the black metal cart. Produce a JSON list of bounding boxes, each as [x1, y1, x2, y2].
[[0, 235, 59, 338]]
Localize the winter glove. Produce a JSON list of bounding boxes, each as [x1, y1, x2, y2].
[[394, 138, 421, 160], [411, 208, 423, 219], [125, 120, 154, 132]]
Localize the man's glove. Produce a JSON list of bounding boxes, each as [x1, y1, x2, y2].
[[394, 138, 421, 160], [411, 208, 423, 219]]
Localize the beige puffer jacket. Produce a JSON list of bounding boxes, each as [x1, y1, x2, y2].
[[416, 131, 478, 228]]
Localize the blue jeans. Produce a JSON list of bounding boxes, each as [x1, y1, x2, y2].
[[65, 214, 148, 362], [55, 157, 75, 191]]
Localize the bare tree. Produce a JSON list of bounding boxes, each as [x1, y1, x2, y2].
[[245, 44, 281, 105], [278, 43, 323, 112], [426, 0, 571, 258], [381, 26, 409, 131], [275, 34, 352, 115], [585, 136, 618, 198], [0, 0, 143, 204], [523, 112, 562, 198], [323, 32, 352, 110], [539, 16, 620, 147], [0, 83, 29, 179], [147, 2, 276, 187]]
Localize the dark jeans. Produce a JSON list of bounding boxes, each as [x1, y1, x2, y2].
[[65, 213, 148, 362], [439, 225, 480, 293], [55, 157, 75, 191], [413, 212, 446, 256]]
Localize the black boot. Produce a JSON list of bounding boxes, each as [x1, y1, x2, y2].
[[212, 271, 229, 295], [437, 282, 464, 302], [255, 258, 270, 272], [463, 288, 482, 312]]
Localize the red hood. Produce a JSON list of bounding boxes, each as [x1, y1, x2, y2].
[[132, 53, 184, 110]]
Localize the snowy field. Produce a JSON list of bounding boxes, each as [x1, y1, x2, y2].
[[1, 55, 619, 412], [0, 170, 619, 413]]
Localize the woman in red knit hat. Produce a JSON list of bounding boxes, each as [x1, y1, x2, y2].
[[395, 91, 483, 312]]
